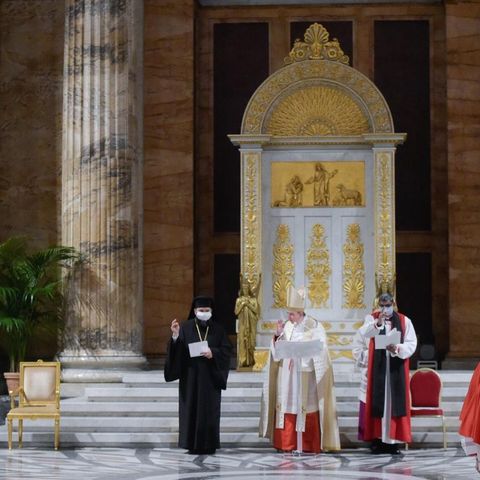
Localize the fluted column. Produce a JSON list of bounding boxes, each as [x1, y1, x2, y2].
[[60, 0, 144, 376]]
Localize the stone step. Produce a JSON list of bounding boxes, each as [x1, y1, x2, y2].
[[119, 370, 473, 388], [0, 431, 270, 447], [0, 430, 463, 448], [3, 370, 470, 448], [59, 400, 261, 416], [57, 399, 465, 417], [84, 387, 264, 402], [60, 382, 127, 399], [83, 385, 468, 402], [5, 417, 260, 433], [122, 371, 264, 386], [4, 415, 461, 433]]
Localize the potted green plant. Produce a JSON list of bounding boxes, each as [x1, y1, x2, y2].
[[0, 236, 79, 391]]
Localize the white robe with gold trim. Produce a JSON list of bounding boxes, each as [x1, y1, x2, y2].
[[259, 315, 341, 451]]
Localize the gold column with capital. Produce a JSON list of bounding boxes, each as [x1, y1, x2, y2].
[[60, 0, 145, 378], [239, 145, 263, 370], [373, 147, 397, 298]]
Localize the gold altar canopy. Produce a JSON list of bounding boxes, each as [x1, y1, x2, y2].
[[230, 23, 405, 369]]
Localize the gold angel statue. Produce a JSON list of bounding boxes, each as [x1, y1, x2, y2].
[[235, 273, 261, 368]]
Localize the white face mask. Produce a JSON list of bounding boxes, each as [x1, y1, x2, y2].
[[382, 306, 394, 317], [195, 311, 212, 322]]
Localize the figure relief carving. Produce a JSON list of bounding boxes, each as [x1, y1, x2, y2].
[[342, 223, 366, 309], [305, 224, 331, 308], [305, 162, 337, 206], [271, 161, 365, 208], [332, 184, 362, 206], [272, 224, 294, 308], [273, 175, 304, 207]]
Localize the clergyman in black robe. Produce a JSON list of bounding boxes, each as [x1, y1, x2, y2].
[[164, 296, 232, 455]]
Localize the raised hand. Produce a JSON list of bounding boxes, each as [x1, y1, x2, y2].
[[171, 318, 180, 337], [376, 312, 387, 327], [276, 319, 285, 337]]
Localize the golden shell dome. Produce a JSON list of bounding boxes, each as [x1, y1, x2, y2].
[[264, 84, 371, 136]]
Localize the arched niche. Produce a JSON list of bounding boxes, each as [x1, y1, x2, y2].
[[230, 23, 405, 369], [241, 58, 393, 136]]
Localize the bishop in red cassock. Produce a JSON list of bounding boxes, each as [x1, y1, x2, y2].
[[359, 293, 417, 455]]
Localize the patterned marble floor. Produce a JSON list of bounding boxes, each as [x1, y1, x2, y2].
[[0, 447, 476, 480]]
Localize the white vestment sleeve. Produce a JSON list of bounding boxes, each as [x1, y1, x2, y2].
[[352, 319, 370, 368], [391, 316, 417, 359], [361, 314, 385, 339]]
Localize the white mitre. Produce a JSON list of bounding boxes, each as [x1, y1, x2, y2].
[[285, 285, 306, 312]]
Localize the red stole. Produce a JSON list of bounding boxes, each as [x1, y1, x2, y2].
[[363, 312, 412, 443]]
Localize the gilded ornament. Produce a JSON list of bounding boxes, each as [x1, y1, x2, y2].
[[235, 273, 261, 369], [253, 350, 269, 371], [243, 153, 260, 282], [329, 350, 354, 360], [241, 60, 393, 135], [322, 321, 332, 331], [261, 322, 278, 331], [375, 152, 395, 301], [265, 86, 369, 137], [285, 23, 349, 65], [327, 334, 352, 347], [272, 224, 294, 308], [342, 223, 366, 309], [305, 224, 331, 308]]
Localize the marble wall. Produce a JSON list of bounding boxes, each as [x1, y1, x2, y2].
[[1, 0, 479, 361], [0, 1, 64, 247], [143, 0, 195, 355], [446, 2, 480, 360]]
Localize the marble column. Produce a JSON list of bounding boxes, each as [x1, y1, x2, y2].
[[60, 0, 145, 378]]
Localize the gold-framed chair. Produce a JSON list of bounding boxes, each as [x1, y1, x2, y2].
[[6, 360, 61, 450], [407, 367, 447, 450]]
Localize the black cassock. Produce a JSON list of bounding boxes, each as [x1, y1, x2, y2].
[[164, 318, 232, 451]]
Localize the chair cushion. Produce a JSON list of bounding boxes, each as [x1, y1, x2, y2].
[[411, 407, 443, 416], [23, 366, 56, 402], [410, 370, 442, 407], [8, 405, 59, 417]]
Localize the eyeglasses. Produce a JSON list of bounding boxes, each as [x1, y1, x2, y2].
[[379, 304, 393, 308]]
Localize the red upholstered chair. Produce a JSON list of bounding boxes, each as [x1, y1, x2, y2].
[[409, 368, 446, 449]]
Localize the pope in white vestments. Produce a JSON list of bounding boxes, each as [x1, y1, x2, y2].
[[259, 286, 340, 453]]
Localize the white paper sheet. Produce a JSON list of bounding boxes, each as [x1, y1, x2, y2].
[[274, 339, 323, 360], [374, 328, 401, 350], [188, 340, 209, 358]]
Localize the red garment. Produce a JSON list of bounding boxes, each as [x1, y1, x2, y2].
[[363, 312, 412, 443], [459, 363, 480, 444], [274, 412, 322, 453]]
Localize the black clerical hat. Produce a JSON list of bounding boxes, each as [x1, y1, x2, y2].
[[188, 295, 215, 320], [192, 296, 213, 309]]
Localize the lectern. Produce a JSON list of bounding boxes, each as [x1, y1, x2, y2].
[[274, 338, 323, 454]]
